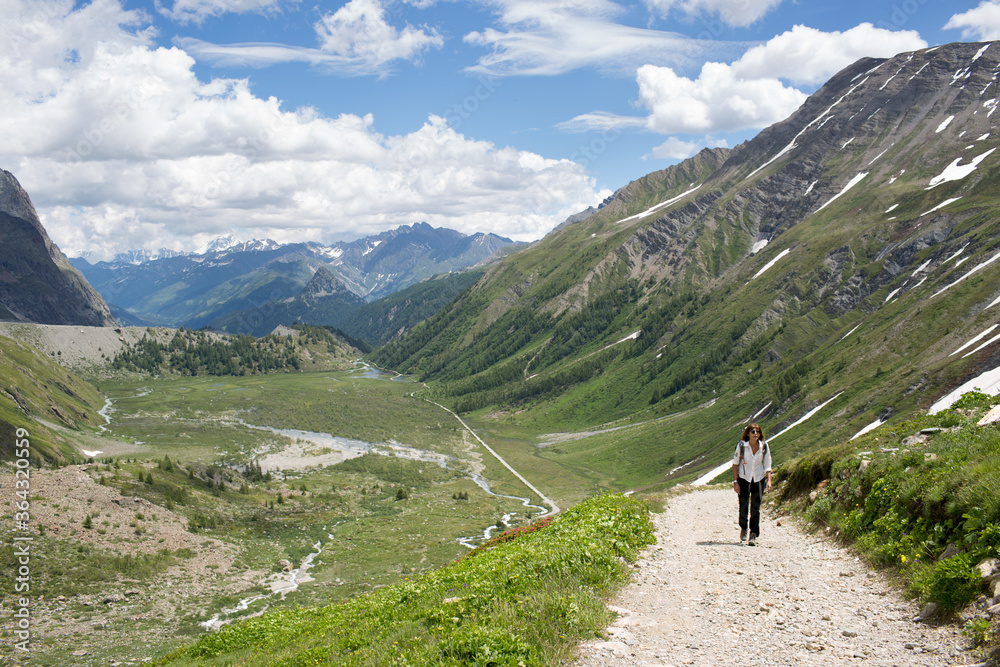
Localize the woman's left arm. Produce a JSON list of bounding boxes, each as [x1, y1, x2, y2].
[[763, 442, 773, 491]]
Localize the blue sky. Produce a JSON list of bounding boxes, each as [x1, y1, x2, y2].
[[2, 0, 998, 260]]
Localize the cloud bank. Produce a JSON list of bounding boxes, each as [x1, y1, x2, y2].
[[0, 0, 605, 260]]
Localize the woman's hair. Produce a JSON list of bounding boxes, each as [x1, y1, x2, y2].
[[742, 423, 764, 442]]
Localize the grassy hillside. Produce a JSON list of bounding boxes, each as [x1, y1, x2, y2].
[[369, 42, 1000, 495], [0, 333, 105, 463], [156, 493, 653, 667], [339, 269, 486, 346]]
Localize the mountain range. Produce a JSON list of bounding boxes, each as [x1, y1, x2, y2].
[[371, 40, 1000, 487], [71, 223, 521, 333]]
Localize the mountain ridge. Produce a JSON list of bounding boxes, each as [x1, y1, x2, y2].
[[371, 39, 1000, 488]]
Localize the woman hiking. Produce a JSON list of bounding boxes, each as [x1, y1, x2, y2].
[[732, 422, 772, 546]]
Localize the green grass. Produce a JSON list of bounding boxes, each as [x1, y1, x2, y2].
[[0, 334, 105, 464], [156, 493, 654, 666]]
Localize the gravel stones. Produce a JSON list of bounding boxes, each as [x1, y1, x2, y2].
[[575, 488, 966, 666]]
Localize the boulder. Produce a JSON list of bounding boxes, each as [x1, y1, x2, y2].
[[976, 558, 1000, 580], [914, 602, 939, 621], [977, 405, 1000, 427], [938, 543, 962, 561]]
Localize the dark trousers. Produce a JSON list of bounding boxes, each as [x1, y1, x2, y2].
[[737, 477, 764, 536]]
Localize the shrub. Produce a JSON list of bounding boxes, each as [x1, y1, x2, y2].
[[922, 553, 983, 612], [951, 390, 996, 411]]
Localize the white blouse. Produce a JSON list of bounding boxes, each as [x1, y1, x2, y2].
[[732, 439, 772, 483]]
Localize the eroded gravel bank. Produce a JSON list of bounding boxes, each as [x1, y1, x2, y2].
[[576, 488, 973, 666]]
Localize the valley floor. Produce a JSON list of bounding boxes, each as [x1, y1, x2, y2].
[[576, 488, 973, 667]]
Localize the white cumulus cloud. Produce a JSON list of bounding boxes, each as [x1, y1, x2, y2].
[[636, 61, 808, 134], [647, 137, 701, 159], [315, 0, 443, 65], [945, 1, 1000, 41], [647, 135, 727, 160], [177, 0, 443, 75], [0, 0, 604, 260], [561, 23, 926, 138], [731, 23, 927, 85]]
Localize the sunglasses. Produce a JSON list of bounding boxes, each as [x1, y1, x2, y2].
[[749, 429, 761, 434]]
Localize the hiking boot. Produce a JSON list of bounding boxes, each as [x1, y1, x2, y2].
[[740, 529, 748, 542], [748, 533, 757, 546]]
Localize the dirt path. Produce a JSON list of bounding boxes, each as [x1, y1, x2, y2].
[[576, 488, 973, 666]]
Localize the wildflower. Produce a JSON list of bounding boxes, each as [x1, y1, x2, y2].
[[901, 555, 907, 563]]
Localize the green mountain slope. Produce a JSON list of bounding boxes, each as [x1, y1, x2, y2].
[[0, 334, 106, 462], [372, 41, 1000, 490], [336, 269, 486, 346]]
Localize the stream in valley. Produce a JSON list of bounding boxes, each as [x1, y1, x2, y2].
[[97, 375, 547, 632], [200, 421, 547, 631]]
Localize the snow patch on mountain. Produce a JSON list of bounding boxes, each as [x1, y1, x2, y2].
[[614, 184, 702, 225], [926, 148, 997, 188], [929, 364, 1000, 414], [749, 248, 791, 281], [816, 172, 868, 212], [921, 197, 962, 217], [962, 331, 1000, 359], [932, 248, 1000, 298], [851, 418, 884, 441]]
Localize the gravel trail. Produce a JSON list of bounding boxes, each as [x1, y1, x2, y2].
[[576, 488, 972, 667]]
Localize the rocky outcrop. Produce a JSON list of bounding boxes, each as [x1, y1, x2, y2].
[[0, 170, 115, 326]]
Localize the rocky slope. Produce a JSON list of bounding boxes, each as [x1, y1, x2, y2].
[[0, 170, 114, 327]]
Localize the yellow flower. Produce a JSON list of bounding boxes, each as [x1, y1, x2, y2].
[[901, 555, 907, 563]]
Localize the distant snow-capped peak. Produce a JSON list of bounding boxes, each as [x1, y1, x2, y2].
[[112, 248, 182, 265], [200, 236, 279, 255]]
